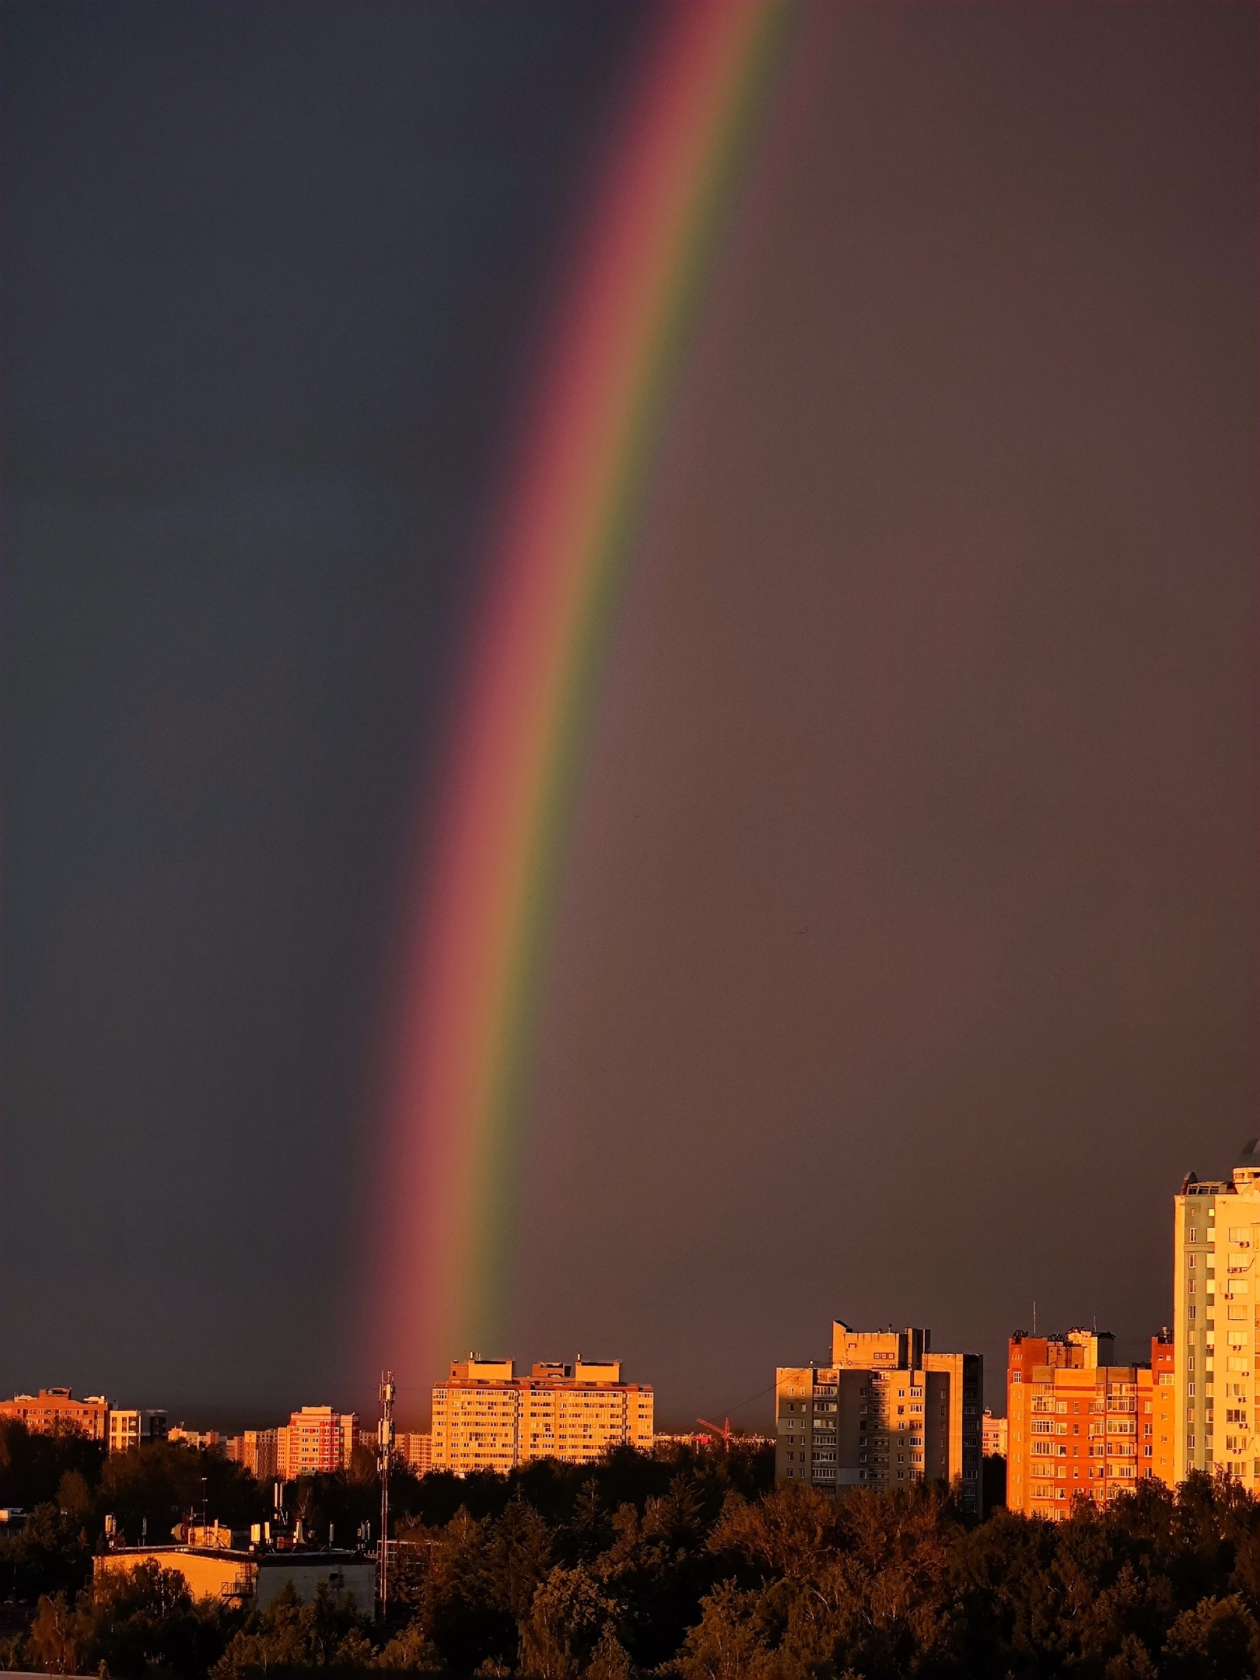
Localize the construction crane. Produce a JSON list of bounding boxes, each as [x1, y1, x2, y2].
[[696, 1416, 735, 1449]]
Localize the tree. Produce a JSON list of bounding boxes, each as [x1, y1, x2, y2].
[[98, 1442, 266, 1545], [517, 1565, 620, 1680], [211, 1582, 372, 1680], [0, 1422, 104, 1515], [1163, 1594, 1260, 1680], [0, 1502, 93, 1603]]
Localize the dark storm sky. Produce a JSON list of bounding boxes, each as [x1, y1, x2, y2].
[[3, 3, 1256, 1427]]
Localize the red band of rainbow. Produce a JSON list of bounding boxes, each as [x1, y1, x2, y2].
[[376, 1, 793, 1389]]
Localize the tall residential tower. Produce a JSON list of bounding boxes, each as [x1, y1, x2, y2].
[[1174, 1142, 1260, 1486], [1006, 1329, 1174, 1518], [775, 1321, 983, 1513]]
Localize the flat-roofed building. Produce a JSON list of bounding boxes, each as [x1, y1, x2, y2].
[[775, 1322, 983, 1514], [398, 1432, 432, 1475], [431, 1357, 653, 1474], [0, 1388, 109, 1441], [1006, 1329, 1175, 1518], [1175, 1145, 1260, 1488], [981, 1410, 1008, 1458], [275, 1409, 357, 1480], [225, 1429, 279, 1480], [108, 1410, 168, 1453], [168, 1428, 220, 1450], [97, 1546, 374, 1611]]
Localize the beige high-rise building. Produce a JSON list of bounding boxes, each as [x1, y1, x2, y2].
[[398, 1432, 432, 1475], [431, 1357, 653, 1474], [775, 1322, 983, 1514], [1174, 1143, 1260, 1487]]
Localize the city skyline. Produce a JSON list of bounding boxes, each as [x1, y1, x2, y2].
[[2, 2, 1256, 1419], [2, 1140, 1241, 1441]]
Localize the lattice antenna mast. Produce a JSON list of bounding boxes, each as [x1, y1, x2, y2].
[[377, 1370, 395, 1621]]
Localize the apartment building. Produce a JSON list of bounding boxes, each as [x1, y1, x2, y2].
[[775, 1322, 983, 1514], [981, 1410, 1008, 1457], [398, 1432, 432, 1475], [225, 1429, 280, 1480], [1175, 1144, 1260, 1486], [169, 1428, 220, 1450], [0, 1389, 110, 1441], [274, 1408, 358, 1480], [1006, 1330, 1175, 1518], [108, 1410, 168, 1453], [431, 1357, 654, 1474]]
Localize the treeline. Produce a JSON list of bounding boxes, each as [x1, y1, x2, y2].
[[7, 1420, 1260, 1678], [384, 1468, 1260, 1678]]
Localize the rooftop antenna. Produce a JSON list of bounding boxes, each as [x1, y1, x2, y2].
[[1032, 1301, 1037, 1335], [377, 1371, 395, 1622]]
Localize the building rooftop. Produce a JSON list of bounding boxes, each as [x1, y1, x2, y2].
[[109, 1544, 368, 1566]]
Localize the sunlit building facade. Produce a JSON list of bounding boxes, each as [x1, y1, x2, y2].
[[225, 1429, 280, 1480], [108, 1409, 169, 1453], [1175, 1143, 1260, 1487], [431, 1358, 653, 1474], [274, 1408, 358, 1481], [981, 1409, 1008, 1458], [398, 1431, 432, 1475], [775, 1322, 983, 1514], [0, 1388, 110, 1441], [1006, 1329, 1174, 1519]]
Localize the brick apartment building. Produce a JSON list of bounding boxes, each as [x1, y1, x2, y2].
[[1005, 1329, 1175, 1517]]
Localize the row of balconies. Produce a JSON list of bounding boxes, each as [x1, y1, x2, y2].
[[1030, 1441, 1138, 1458]]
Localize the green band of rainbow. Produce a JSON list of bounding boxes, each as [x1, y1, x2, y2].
[[378, 1, 794, 1386]]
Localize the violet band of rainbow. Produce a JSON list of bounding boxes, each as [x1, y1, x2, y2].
[[378, 1, 794, 1384]]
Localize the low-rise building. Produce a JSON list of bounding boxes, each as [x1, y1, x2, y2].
[[775, 1321, 983, 1514], [0, 1388, 109, 1441], [1006, 1329, 1175, 1518], [431, 1357, 653, 1474], [96, 1546, 374, 1610], [169, 1427, 220, 1450]]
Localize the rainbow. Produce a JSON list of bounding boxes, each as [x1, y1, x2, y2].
[[377, 1, 793, 1389]]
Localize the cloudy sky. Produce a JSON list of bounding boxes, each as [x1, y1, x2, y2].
[[2, 1, 1255, 1427]]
